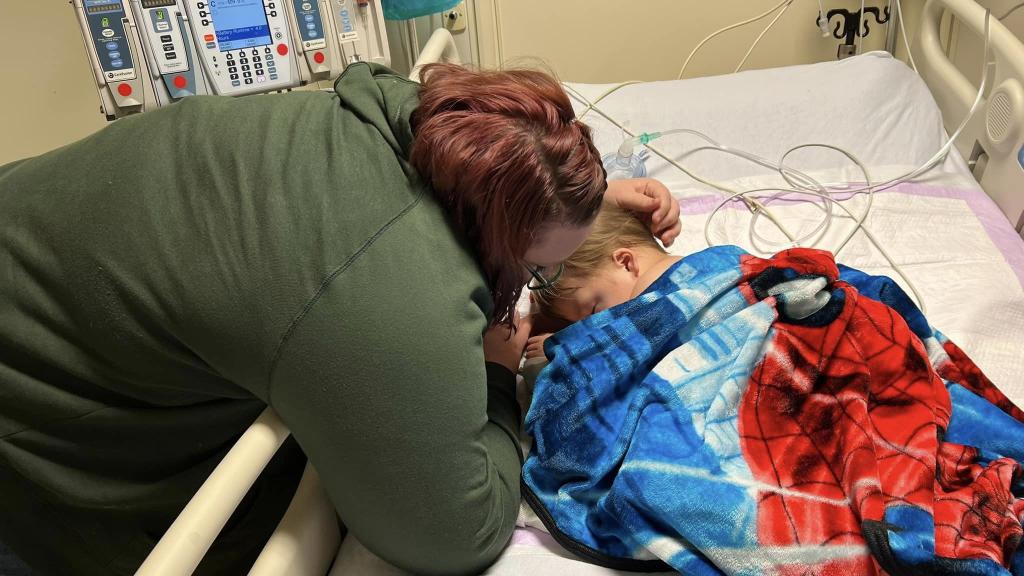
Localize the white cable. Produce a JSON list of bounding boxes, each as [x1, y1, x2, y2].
[[895, 0, 917, 72], [702, 183, 928, 310], [565, 86, 799, 244], [735, 0, 795, 73], [568, 82, 922, 307], [492, 0, 504, 65], [574, 81, 644, 120], [677, 0, 791, 80], [564, 84, 800, 244], [857, 0, 866, 55], [811, 9, 991, 197]]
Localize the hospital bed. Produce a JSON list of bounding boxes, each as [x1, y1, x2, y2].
[[137, 0, 1024, 573]]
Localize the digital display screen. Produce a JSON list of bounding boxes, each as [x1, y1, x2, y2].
[[141, 0, 176, 7], [209, 0, 272, 51], [86, 3, 122, 13]]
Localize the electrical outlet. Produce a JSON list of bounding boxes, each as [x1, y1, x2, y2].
[[444, 2, 467, 32]]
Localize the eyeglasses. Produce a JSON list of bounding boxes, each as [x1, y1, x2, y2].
[[524, 262, 564, 291]]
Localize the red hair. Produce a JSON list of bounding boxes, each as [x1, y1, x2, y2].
[[410, 64, 606, 327]]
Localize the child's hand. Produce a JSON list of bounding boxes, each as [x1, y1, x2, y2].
[[525, 333, 553, 360]]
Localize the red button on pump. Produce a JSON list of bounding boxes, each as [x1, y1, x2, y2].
[[117, 83, 133, 97], [204, 33, 215, 42], [277, 43, 288, 56], [313, 51, 325, 64], [173, 75, 188, 89]]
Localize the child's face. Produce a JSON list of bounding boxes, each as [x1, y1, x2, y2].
[[550, 264, 638, 322]]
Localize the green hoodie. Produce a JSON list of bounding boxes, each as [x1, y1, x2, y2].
[[0, 63, 522, 575]]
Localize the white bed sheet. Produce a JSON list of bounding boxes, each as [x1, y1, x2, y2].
[[569, 51, 949, 185], [338, 52, 1024, 576]]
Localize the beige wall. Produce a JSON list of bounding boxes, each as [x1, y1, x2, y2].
[[469, 0, 1022, 85], [473, 0, 902, 82], [0, 2, 108, 164]]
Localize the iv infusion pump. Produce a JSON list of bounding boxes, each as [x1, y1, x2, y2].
[[72, 0, 390, 119]]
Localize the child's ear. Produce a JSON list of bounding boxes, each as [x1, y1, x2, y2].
[[612, 248, 640, 277]]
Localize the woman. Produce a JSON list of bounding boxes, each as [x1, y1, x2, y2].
[[0, 62, 680, 575]]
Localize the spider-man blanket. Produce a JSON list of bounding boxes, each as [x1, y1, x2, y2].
[[522, 245, 1024, 575]]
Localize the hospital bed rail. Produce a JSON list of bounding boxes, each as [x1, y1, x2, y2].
[[916, 0, 1024, 234]]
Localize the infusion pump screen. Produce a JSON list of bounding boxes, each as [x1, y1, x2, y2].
[[210, 0, 272, 51]]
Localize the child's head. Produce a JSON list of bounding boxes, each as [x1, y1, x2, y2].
[[536, 204, 667, 323]]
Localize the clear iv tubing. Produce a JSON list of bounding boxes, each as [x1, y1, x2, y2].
[[895, 0, 918, 72], [676, 0, 792, 80], [736, 0, 796, 73], [562, 9, 995, 313], [778, 7, 992, 200], [616, 129, 835, 245]]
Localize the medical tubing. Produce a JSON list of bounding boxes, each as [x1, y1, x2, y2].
[[797, 8, 992, 198], [736, 0, 795, 72], [564, 85, 797, 242], [857, 0, 866, 54], [895, 0, 918, 72], [676, 0, 792, 80], [567, 10, 994, 314], [623, 131, 831, 246]]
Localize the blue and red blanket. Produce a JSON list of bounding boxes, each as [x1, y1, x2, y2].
[[522, 246, 1024, 575]]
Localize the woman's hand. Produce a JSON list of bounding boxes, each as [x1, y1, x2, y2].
[[525, 333, 553, 360], [604, 178, 682, 247], [483, 313, 533, 373]]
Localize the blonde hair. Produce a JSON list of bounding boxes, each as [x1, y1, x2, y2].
[[536, 204, 665, 318]]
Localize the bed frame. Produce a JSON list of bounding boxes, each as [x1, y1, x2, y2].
[[134, 1, 1024, 572], [916, 0, 1024, 235]]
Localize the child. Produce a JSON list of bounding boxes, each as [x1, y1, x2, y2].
[[527, 204, 683, 360]]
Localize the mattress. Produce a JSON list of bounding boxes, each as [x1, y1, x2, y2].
[[337, 52, 1024, 576]]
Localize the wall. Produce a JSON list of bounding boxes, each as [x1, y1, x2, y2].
[[471, 0, 900, 82], [467, 0, 1022, 85], [0, 2, 108, 164]]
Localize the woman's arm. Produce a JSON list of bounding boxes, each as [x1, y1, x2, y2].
[[267, 235, 522, 576]]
